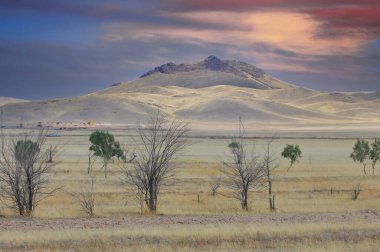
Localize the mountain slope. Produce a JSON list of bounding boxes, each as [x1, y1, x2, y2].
[[0, 97, 27, 106], [100, 56, 293, 94], [1, 56, 379, 129]]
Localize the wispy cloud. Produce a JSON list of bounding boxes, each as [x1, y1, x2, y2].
[[0, 0, 379, 98]]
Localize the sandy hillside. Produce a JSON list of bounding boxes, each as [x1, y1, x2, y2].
[[0, 56, 379, 129], [0, 97, 26, 107]]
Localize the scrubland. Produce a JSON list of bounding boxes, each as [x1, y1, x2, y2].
[[1, 132, 380, 251]]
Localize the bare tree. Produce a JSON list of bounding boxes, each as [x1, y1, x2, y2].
[[222, 119, 265, 211], [351, 184, 361, 200], [121, 144, 137, 163], [210, 170, 222, 196], [123, 110, 190, 212], [0, 128, 59, 216], [87, 150, 98, 175], [47, 144, 59, 163], [262, 139, 279, 211], [70, 176, 96, 217]]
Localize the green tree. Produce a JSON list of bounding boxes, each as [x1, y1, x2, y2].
[[281, 144, 302, 171], [15, 140, 39, 166], [89, 130, 123, 178], [228, 141, 241, 149], [369, 138, 380, 175], [350, 139, 370, 175]]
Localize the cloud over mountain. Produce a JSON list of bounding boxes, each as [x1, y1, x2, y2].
[[0, 1, 379, 99]]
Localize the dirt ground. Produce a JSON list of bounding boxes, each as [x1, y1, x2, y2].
[[1, 209, 379, 232]]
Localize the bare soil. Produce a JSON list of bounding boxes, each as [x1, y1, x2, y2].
[[1, 209, 380, 232]]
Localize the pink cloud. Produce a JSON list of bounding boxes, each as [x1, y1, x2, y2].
[[165, 1, 380, 47], [308, 7, 380, 38], [169, 0, 379, 10], [103, 10, 370, 73]]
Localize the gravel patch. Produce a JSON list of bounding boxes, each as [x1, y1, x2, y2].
[[1, 209, 379, 232]]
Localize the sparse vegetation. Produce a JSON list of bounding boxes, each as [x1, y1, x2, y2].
[[70, 176, 96, 217], [369, 138, 380, 175], [210, 169, 222, 196], [351, 184, 362, 200], [223, 120, 265, 211], [46, 145, 59, 163], [89, 130, 124, 178], [350, 139, 370, 175], [1, 215, 380, 251], [0, 128, 59, 216], [263, 139, 278, 211], [87, 150, 98, 174], [282, 144, 302, 171], [1, 131, 380, 252], [123, 110, 190, 212]]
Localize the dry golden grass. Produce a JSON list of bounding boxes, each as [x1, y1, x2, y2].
[[27, 158, 380, 218], [1, 134, 380, 251], [2, 221, 380, 251]]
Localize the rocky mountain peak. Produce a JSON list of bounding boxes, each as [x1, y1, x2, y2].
[[140, 56, 266, 79], [202, 55, 229, 71]]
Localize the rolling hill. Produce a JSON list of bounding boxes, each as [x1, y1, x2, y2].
[[0, 97, 27, 107], [1, 56, 379, 130]]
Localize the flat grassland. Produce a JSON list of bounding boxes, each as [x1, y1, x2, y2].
[[1, 131, 380, 251]]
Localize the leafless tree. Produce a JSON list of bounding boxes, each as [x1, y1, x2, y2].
[[262, 139, 279, 211], [210, 168, 222, 196], [351, 184, 361, 200], [0, 128, 60, 216], [123, 110, 190, 212], [47, 144, 59, 163], [70, 176, 96, 217], [222, 118, 266, 211], [223, 138, 265, 211], [87, 150, 98, 174], [121, 144, 137, 163]]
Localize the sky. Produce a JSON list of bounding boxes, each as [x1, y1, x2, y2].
[[0, 0, 379, 99]]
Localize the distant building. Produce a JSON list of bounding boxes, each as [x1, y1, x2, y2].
[[88, 120, 96, 126], [36, 121, 95, 130]]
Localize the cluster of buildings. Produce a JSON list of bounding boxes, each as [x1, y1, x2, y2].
[[35, 120, 96, 130]]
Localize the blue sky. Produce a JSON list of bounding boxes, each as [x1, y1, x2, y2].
[[0, 0, 379, 99]]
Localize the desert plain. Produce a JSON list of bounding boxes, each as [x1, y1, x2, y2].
[[1, 128, 380, 251]]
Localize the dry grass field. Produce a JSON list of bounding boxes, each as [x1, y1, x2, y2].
[[1, 130, 380, 251]]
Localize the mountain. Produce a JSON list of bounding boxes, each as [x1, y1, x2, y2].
[[0, 97, 27, 107], [1, 56, 379, 130], [101, 55, 292, 93]]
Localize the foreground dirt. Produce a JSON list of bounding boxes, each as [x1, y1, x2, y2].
[[1, 209, 380, 232]]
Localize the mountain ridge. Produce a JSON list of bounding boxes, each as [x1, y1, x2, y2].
[[104, 56, 293, 92], [140, 55, 266, 80], [0, 56, 379, 129]]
